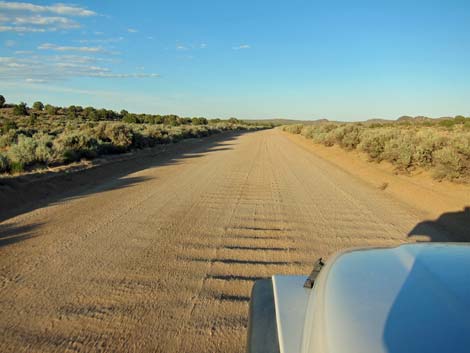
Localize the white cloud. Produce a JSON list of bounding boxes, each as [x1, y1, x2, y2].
[[75, 36, 124, 44], [0, 24, 46, 32], [176, 45, 188, 50], [5, 39, 16, 47], [0, 54, 160, 82], [14, 50, 33, 54], [38, 43, 107, 53], [89, 72, 160, 78], [233, 44, 250, 50], [0, 2, 95, 32], [0, 1, 96, 16], [200, 43, 207, 49], [25, 78, 46, 83], [127, 28, 138, 33], [12, 15, 80, 28]]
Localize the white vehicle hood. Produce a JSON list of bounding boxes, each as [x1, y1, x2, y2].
[[302, 243, 470, 353]]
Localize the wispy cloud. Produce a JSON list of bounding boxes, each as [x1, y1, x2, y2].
[[0, 54, 160, 82], [176, 43, 207, 50], [0, 24, 46, 32], [12, 15, 80, 28], [25, 78, 46, 83], [127, 28, 138, 33], [0, 1, 95, 33], [0, 1, 96, 16], [233, 44, 250, 50], [5, 39, 16, 47], [38, 43, 107, 53], [14, 50, 33, 54], [75, 36, 124, 44]]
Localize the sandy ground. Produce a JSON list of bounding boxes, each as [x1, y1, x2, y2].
[[0, 129, 467, 353]]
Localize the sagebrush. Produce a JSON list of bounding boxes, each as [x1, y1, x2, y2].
[[283, 118, 470, 182]]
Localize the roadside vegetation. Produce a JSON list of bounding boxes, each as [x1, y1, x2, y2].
[[0, 95, 271, 175], [283, 116, 470, 182]]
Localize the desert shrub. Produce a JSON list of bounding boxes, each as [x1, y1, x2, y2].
[[382, 133, 417, 170], [13, 102, 28, 116], [2, 120, 17, 133], [0, 129, 17, 148], [283, 124, 303, 134], [358, 128, 397, 161], [45, 104, 59, 115], [103, 123, 134, 149], [54, 131, 99, 162], [284, 121, 470, 181], [300, 126, 316, 139], [33, 101, 44, 111], [33, 132, 54, 163], [412, 130, 448, 167], [0, 102, 266, 174], [0, 153, 9, 173], [9, 161, 24, 173], [0, 95, 5, 108], [7, 135, 38, 165], [433, 135, 470, 181], [122, 114, 139, 124], [439, 119, 456, 128], [330, 125, 362, 150], [192, 117, 208, 125], [5, 133, 53, 166], [433, 147, 463, 180]]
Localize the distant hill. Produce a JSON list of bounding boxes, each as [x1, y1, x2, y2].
[[244, 118, 330, 125], [247, 115, 466, 126]]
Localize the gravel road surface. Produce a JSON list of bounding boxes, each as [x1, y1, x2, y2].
[[0, 129, 445, 353]]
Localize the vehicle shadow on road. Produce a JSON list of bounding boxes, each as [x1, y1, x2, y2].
[[0, 131, 254, 230], [408, 206, 470, 242]]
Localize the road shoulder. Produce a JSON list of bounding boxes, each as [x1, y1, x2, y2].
[[281, 130, 470, 226]]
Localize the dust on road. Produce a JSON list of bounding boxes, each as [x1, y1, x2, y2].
[[0, 129, 452, 352]]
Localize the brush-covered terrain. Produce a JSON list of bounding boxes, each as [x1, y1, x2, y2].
[[283, 116, 470, 182], [0, 96, 271, 175]]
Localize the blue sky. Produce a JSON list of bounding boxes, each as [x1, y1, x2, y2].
[[1, 0, 470, 120]]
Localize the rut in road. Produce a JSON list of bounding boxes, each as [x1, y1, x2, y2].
[[0, 129, 436, 353]]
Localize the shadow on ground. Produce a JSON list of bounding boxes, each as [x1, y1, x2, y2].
[[0, 131, 254, 242], [0, 222, 43, 248], [408, 206, 470, 242]]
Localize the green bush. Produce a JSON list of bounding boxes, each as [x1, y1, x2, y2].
[[0, 153, 9, 173], [0, 99, 266, 174], [33, 101, 44, 111], [9, 161, 24, 174], [45, 104, 59, 115], [336, 125, 361, 150], [283, 122, 470, 181], [433, 147, 463, 180], [103, 123, 134, 149], [7, 135, 38, 165], [358, 128, 397, 161], [2, 120, 17, 133], [53, 131, 99, 162], [13, 102, 28, 116], [412, 130, 447, 167]]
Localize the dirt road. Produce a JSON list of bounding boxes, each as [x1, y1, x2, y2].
[[0, 129, 455, 353]]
